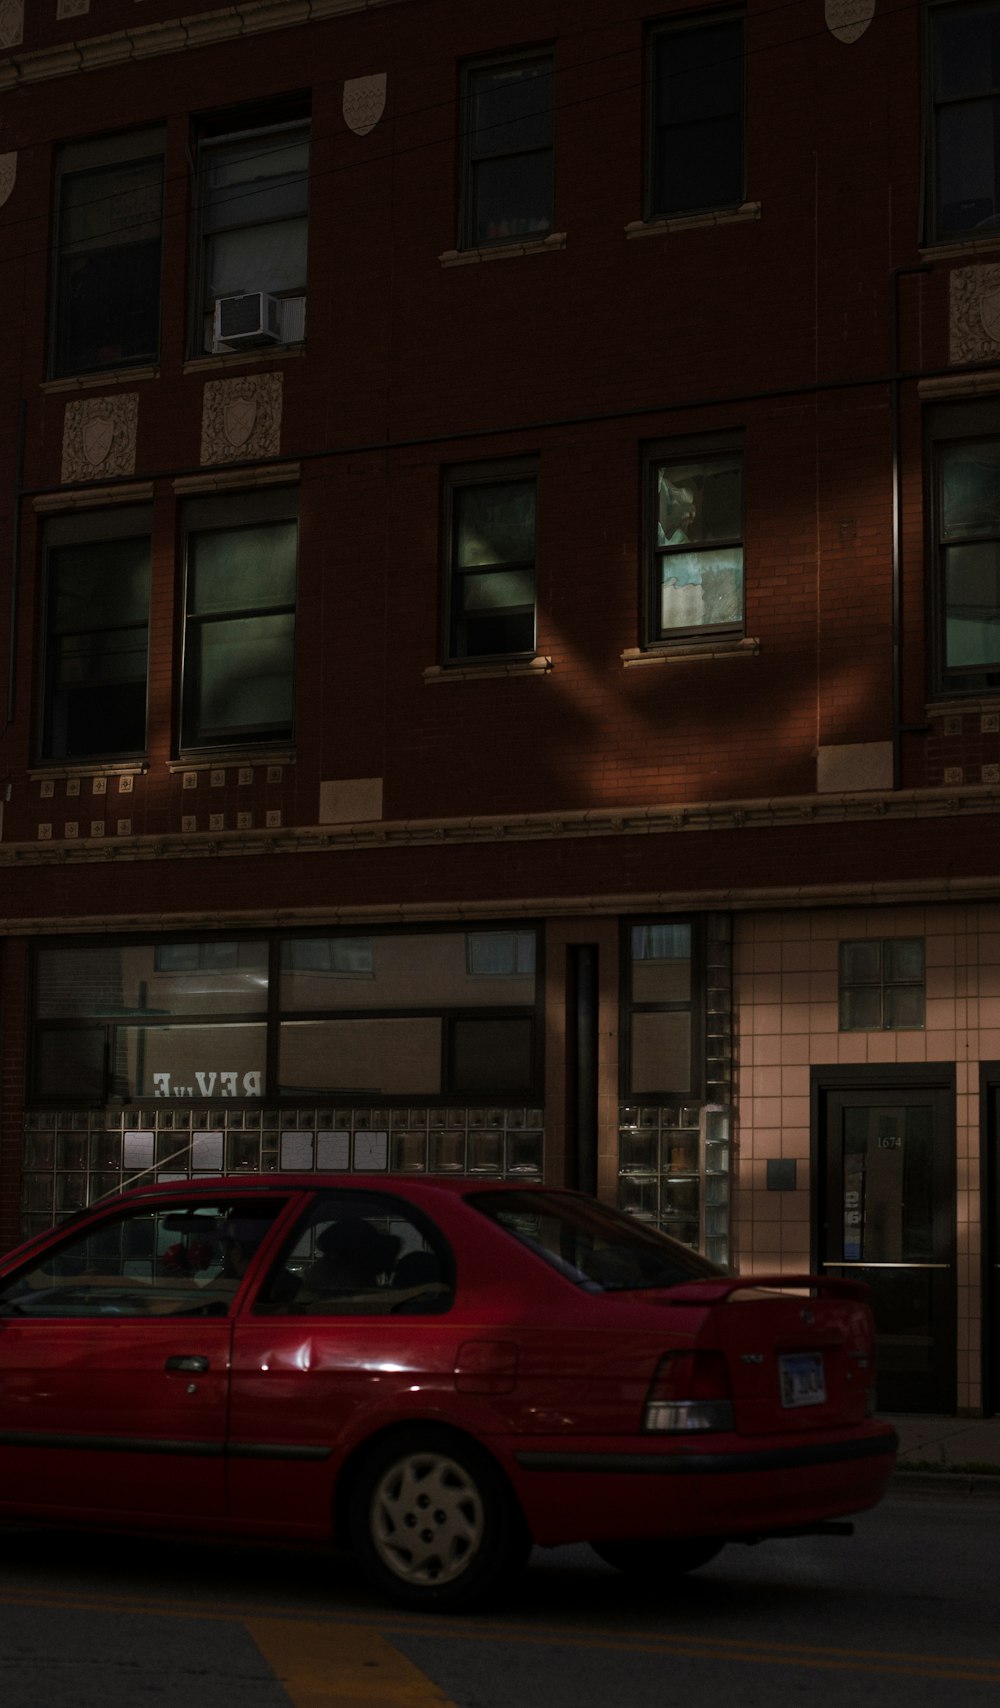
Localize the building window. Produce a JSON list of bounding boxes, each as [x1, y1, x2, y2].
[[839, 940, 926, 1031], [930, 409, 1000, 693], [444, 463, 537, 661], [926, 1, 1000, 243], [647, 14, 744, 220], [31, 927, 541, 1106], [278, 928, 539, 1099], [181, 490, 298, 751], [40, 508, 151, 762], [624, 919, 699, 1097], [51, 128, 164, 378], [644, 444, 744, 645], [192, 101, 309, 354], [460, 53, 553, 248]]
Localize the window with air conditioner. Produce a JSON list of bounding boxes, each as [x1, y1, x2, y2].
[[191, 99, 309, 355]]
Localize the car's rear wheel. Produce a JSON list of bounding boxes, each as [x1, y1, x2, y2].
[[590, 1537, 725, 1577], [348, 1428, 530, 1612]]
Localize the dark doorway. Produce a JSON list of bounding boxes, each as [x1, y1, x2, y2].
[[815, 1070, 956, 1414]]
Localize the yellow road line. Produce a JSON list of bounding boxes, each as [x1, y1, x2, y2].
[[1, 1585, 999, 1688], [247, 1616, 458, 1708]]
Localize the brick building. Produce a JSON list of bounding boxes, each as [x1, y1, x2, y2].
[[1, 0, 999, 1414]]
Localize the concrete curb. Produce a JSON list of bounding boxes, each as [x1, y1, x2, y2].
[[892, 1470, 1000, 1497]]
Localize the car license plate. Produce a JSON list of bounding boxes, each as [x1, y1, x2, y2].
[[779, 1352, 826, 1408]]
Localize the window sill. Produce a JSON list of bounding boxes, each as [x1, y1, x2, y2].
[[439, 233, 567, 267], [29, 760, 146, 782], [919, 236, 1000, 262], [925, 694, 1000, 717], [183, 344, 306, 375], [918, 370, 1000, 401], [41, 365, 159, 395], [625, 203, 761, 240], [423, 657, 553, 683], [622, 638, 759, 667], [168, 750, 296, 773]]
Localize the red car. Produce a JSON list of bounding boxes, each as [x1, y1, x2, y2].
[[0, 1174, 896, 1611]]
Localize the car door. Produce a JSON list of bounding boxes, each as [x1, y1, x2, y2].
[[226, 1189, 456, 1534], [0, 1193, 288, 1522]]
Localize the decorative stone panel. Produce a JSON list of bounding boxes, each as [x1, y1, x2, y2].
[[950, 265, 1000, 365], [0, 152, 15, 208], [200, 373, 283, 466], [825, 0, 875, 42], [0, 0, 23, 50], [56, 0, 89, 18], [343, 74, 387, 136], [61, 394, 139, 483]]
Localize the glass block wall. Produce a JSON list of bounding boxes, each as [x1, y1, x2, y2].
[[20, 1104, 545, 1239], [617, 913, 733, 1266]]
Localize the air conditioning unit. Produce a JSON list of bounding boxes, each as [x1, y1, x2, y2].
[[214, 292, 282, 349]]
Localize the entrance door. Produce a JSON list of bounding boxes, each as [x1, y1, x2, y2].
[[819, 1084, 955, 1413]]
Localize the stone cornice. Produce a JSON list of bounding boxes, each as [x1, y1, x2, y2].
[[0, 0, 404, 89], [3, 780, 1000, 872]]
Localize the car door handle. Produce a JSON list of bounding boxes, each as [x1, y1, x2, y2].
[[165, 1355, 210, 1373]]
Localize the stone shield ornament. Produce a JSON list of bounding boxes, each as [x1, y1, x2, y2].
[[825, 0, 875, 43], [224, 396, 258, 449], [343, 74, 387, 137], [0, 153, 15, 210], [83, 415, 115, 467]]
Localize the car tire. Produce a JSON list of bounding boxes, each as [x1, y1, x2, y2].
[[590, 1537, 725, 1577], [347, 1427, 531, 1613]]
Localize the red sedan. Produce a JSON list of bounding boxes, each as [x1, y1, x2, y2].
[[0, 1174, 896, 1611]]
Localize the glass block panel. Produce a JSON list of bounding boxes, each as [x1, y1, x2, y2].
[[884, 985, 926, 1030], [840, 986, 882, 1031], [430, 1131, 466, 1173], [468, 1131, 503, 1172], [885, 938, 925, 982], [506, 1130, 543, 1174], [840, 940, 881, 983], [391, 1132, 428, 1172]]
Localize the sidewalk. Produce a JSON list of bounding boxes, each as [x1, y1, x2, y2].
[[883, 1411, 1000, 1495]]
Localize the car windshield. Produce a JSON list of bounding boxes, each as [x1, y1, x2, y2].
[[468, 1190, 724, 1292]]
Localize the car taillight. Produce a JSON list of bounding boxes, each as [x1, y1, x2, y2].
[[644, 1350, 734, 1434]]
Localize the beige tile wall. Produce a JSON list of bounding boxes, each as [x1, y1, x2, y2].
[[734, 902, 1000, 1411]]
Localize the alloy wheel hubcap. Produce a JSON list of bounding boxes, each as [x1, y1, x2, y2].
[[371, 1451, 485, 1585]]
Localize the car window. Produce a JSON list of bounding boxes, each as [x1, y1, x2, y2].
[[0, 1198, 288, 1318], [468, 1190, 724, 1292], [254, 1190, 454, 1315]]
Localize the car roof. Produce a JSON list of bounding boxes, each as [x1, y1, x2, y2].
[[91, 1174, 553, 1205]]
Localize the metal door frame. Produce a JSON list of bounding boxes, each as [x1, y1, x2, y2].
[[811, 1064, 956, 1415]]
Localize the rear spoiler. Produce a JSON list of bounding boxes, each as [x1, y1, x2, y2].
[[661, 1273, 871, 1305]]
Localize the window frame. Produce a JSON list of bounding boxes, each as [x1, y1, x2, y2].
[[620, 916, 705, 1102], [923, 0, 1000, 246], [179, 487, 299, 755], [38, 505, 152, 765], [641, 437, 745, 650], [50, 127, 165, 380], [838, 939, 926, 1033], [189, 98, 310, 357], [645, 10, 746, 223], [442, 458, 539, 664], [458, 47, 555, 252], [926, 400, 1000, 697]]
